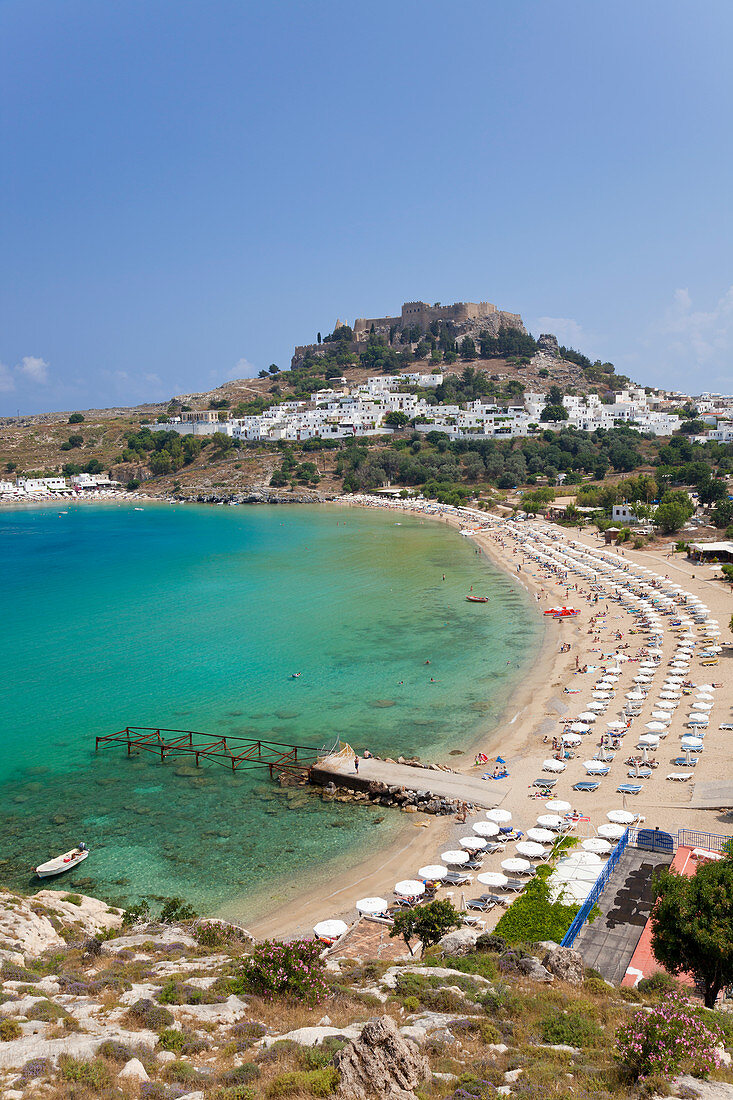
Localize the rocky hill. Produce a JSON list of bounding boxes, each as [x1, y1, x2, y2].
[[0, 888, 731, 1100]]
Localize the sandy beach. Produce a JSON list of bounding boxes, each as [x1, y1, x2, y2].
[[248, 496, 733, 941]]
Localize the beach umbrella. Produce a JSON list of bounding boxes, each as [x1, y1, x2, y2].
[[549, 879, 593, 904], [645, 722, 668, 732], [607, 809, 635, 824], [486, 808, 511, 824], [355, 897, 389, 916], [527, 827, 555, 843], [395, 879, 426, 897], [588, 702, 606, 712], [562, 733, 582, 746], [626, 691, 645, 701], [598, 823, 626, 840], [585, 761, 610, 775], [681, 735, 704, 748], [595, 680, 614, 690], [697, 684, 716, 692], [517, 841, 547, 859], [688, 714, 709, 725], [557, 851, 602, 868], [570, 723, 591, 734], [501, 857, 531, 874], [537, 813, 565, 830], [634, 675, 653, 683], [581, 837, 613, 854], [542, 759, 565, 773], [577, 712, 597, 722], [656, 701, 677, 710], [313, 919, 348, 940], [651, 712, 671, 722], [472, 820, 500, 838], [592, 692, 611, 700], [460, 836, 487, 851], [660, 691, 681, 699], [692, 701, 713, 710], [418, 864, 448, 880], [442, 850, 470, 866], [696, 692, 714, 701], [607, 721, 627, 731], [477, 871, 508, 888], [546, 799, 572, 813], [638, 734, 659, 747]]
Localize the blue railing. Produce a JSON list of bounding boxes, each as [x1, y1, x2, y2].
[[561, 828, 630, 949], [678, 829, 730, 853]]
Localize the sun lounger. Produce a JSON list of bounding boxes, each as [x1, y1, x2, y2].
[[503, 879, 526, 892], [672, 757, 696, 767], [444, 872, 473, 885], [532, 777, 557, 788], [667, 772, 692, 781], [466, 898, 495, 911], [573, 781, 600, 792], [617, 783, 642, 794], [627, 768, 652, 779], [719, 724, 733, 731]]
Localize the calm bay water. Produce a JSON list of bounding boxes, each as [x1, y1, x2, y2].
[[0, 502, 542, 920]]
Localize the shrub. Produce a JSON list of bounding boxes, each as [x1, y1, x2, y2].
[[297, 1037, 346, 1069], [159, 896, 198, 922], [583, 976, 609, 996], [637, 971, 679, 998], [195, 919, 246, 948], [128, 998, 175, 1030], [495, 874, 580, 944], [475, 933, 507, 954], [219, 1062, 261, 1085], [158, 977, 223, 1005], [1, 961, 40, 983], [27, 1000, 69, 1021], [18, 1058, 51, 1082], [58, 1055, 110, 1087], [615, 993, 724, 1081], [161, 1059, 207, 1084], [64, 893, 83, 905], [237, 939, 328, 1006], [0, 1019, 21, 1041], [97, 1039, 134, 1063], [540, 1006, 602, 1047], [157, 1027, 207, 1054], [266, 1067, 339, 1097]]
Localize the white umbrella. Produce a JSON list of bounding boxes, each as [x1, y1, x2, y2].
[[587, 702, 606, 713], [692, 701, 713, 710], [501, 857, 531, 874], [607, 809, 635, 824], [688, 714, 709, 725], [595, 680, 614, 690], [542, 759, 565, 773], [592, 692, 611, 700], [442, 850, 470, 866], [562, 733, 582, 746], [517, 841, 547, 859], [355, 897, 389, 915], [536, 813, 565, 829], [634, 675, 653, 683], [460, 836, 487, 851], [638, 734, 659, 746], [657, 701, 677, 710], [395, 879, 426, 897], [607, 721, 627, 731], [696, 692, 715, 701], [418, 864, 448, 880], [477, 871, 508, 888], [651, 712, 671, 721], [546, 799, 572, 813], [473, 820, 500, 838], [557, 851, 602, 868], [584, 762, 609, 775], [486, 808, 512, 824], [527, 827, 555, 843], [549, 879, 593, 903], [681, 736, 703, 749], [659, 691, 680, 699], [626, 691, 645, 701], [598, 823, 626, 840], [313, 919, 348, 940], [577, 711, 597, 722], [581, 837, 613, 854], [570, 723, 591, 734], [697, 684, 716, 692], [645, 722, 668, 732]]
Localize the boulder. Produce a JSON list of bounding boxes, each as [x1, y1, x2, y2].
[[517, 956, 553, 983], [670, 1077, 733, 1099], [539, 943, 584, 985], [437, 928, 481, 957], [176, 1093, 205, 1100], [334, 1015, 430, 1100], [261, 1024, 363, 1049], [380, 966, 491, 991], [118, 1058, 149, 1082]]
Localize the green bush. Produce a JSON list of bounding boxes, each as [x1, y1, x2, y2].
[[58, 1055, 110, 1087], [297, 1037, 346, 1069], [540, 1006, 602, 1047], [128, 998, 174, 1030], [1, 961, 40, 983], [266, 1067, 339, 1097], [236, 939, 328, 1005], [495, 874, 580, 944], [219, 1062, 261, 1085], [157, 1027, 206, 1054], [637, 971, 679, 998], [583, 976, 609, 996], [63, 893, 83, 905], [0, 1019, 21, 1041], [27, 1000, 68, 1022]]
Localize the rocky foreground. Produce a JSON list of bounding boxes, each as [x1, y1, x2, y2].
[[1, 888, 733, 1100]]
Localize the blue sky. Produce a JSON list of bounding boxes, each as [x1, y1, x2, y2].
[[1, 0, 732, 414]]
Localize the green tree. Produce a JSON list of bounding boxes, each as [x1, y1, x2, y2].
[[651, 854, 733, 1007], [654, 501, 688, 532], [389, 899, 461, 957], [67, 434, 84, 448], [540, 404, 568, 422], [384, 411, 410, 428], [68, 412, 85, 424]]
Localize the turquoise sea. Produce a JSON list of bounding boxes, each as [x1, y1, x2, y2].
[[0, 503, 542, 921]]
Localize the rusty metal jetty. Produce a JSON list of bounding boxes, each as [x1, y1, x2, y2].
[[95, 726, 329, 778]]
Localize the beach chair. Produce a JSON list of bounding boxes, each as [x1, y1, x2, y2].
[[573, 781, 600, 792], [617, 783, 642, 795], [672, 757, 696, 767], [532, 777, 557, 788], [466, 898, 495, 912], [667, 772, 692, 781], [503, 879, 526, 892], [444, 871, 473, 886], [719, 724, 733, 731], [627, 768, 652, 779]]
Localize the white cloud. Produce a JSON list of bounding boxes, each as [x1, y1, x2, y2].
[[19, 355, 50, 384], [656, 285, 733, 364], [233, 357, 257, 378], [533, 316, 586, 350], [0, 362, 14, 393]]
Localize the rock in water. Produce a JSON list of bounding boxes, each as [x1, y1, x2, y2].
[[334, 1015, 430, 1099]]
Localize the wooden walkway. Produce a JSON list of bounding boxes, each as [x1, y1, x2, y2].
[[315, 754, 504, 808]]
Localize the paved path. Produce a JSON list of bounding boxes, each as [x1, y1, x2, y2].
[[317, 754, 504, 809], [575, 847, 673, 984]]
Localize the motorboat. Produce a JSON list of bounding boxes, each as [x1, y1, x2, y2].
[[466, 595, 489, 603], [35, 843, 89, 879]]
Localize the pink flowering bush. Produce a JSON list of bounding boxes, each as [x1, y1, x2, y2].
[[238, 939, 329, 1006], [615, 992, 724, 1081]]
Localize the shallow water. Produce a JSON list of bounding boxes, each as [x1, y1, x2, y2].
[[0, 502, 542, 919]]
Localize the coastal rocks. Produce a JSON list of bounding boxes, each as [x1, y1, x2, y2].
[[437, 928, 482, 957], [334, 1015, 430, 1100], [667, 1076, 733, 1099], [0, 892, 64, 965], [173, 995, 249, 1025], [0, 1027, 157, 1070], [538, 942, 584, 985], [101, 927, 198, 953], [261, 1023, 364, 1049], [34, 891, 123, 936], [380, 967, 492, 992], [516, 956, 553, 983]]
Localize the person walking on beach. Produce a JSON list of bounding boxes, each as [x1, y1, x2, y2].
[[354, 755, 359, 774]]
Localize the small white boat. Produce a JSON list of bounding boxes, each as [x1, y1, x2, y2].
[[35, 844, 89, 879]]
